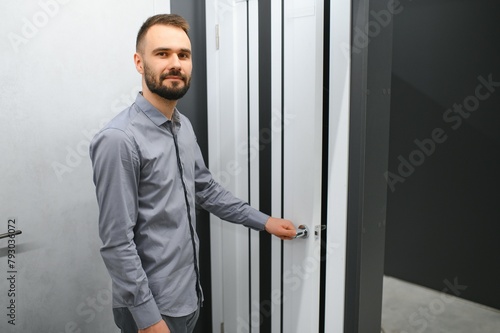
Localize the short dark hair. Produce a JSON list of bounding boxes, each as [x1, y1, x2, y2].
[[136, 14, 190, 53]]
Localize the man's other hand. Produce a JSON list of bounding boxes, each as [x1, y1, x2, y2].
[[139, 320, 170, 333], [264, 217, 296, 240]]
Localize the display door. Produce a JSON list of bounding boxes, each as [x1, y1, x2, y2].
[[206, 0, 350, 332]]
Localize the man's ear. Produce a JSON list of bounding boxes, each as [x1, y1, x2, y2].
[[134, 53, 144, 74]]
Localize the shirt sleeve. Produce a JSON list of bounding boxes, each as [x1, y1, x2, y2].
[[89, 128, 162, 329], [193, 143, 269, 230]]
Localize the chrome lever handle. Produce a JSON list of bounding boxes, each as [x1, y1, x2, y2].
[[294, 225, 327, 240], [0, 230, 22, 240], [294, 225, 309, 239]]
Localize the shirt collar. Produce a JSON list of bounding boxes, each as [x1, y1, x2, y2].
[[135, 92, 181, 128]]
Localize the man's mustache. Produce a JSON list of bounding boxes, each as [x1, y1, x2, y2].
[[160, 70, 187, 82]]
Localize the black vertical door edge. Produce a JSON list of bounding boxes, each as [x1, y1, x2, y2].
[[258, 1, 273, 333], [319, 0, 331, 331]]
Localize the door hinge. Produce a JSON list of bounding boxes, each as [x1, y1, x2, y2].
[[220, 322, 225, 333], [215, 24, 220, 50]]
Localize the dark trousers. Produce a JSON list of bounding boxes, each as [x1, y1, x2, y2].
[[113, 307, 200, 333]]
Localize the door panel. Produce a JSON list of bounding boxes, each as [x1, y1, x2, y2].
[[281, 1, 325, 332]]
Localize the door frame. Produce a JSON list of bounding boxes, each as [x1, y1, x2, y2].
[[343, 0, 393, 331], [205, 0, 392, 332]]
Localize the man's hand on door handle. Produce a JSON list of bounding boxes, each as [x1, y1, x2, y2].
[[264, 217, 297, 240]]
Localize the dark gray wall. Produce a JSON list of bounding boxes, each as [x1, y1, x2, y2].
[[171, 2, 209, 159], [385, 0, 500, 310], [170, 2, 212, 332]]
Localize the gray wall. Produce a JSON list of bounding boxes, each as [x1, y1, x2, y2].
[[385, 0, 500, 310], [0, 1, 166, 332], [169, 1, 212, 332]]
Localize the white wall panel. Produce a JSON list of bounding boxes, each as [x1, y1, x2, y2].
[[0, 1, 167, 332]]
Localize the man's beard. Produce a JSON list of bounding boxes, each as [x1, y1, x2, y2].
[[144, 63, 191, 101]]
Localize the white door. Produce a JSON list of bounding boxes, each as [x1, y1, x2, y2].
[[206, 0, 351, 332]]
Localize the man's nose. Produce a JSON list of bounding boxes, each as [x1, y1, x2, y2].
[[169, 54, 181, 70]]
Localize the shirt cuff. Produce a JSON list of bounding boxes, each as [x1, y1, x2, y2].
[[129, 297, 162, 330], [244, 209, 269, 231]]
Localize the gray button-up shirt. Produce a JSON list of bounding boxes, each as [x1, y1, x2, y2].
[[90, 93, 268, 329]]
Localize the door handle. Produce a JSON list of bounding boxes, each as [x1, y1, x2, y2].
[[294, 225, 309, 239], [294, 225, 326, 240], [0, 230, 22, 240]]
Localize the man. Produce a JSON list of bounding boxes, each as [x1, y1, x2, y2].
[[90, 14, 296, 333]]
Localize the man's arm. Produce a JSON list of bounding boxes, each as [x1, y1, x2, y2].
[[192, 143, 296, 239], [90, 129, 162, 330]]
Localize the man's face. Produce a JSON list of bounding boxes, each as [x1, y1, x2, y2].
[[137, 24, 192, 101]]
